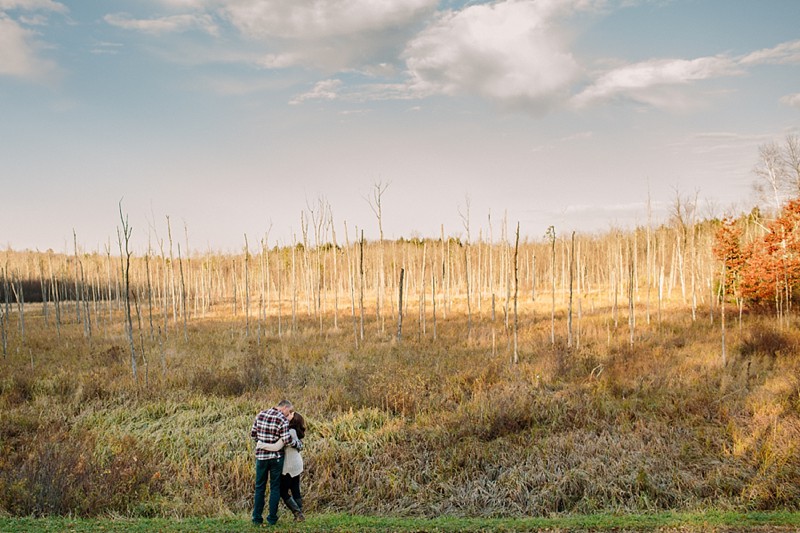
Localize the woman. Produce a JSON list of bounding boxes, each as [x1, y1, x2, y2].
[[256, 411, 306, 522]]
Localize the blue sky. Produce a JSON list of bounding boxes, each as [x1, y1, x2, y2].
[[1, 0, 799, 252]]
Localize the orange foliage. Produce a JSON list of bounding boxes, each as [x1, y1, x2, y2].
[[735, 199, 800, 304]]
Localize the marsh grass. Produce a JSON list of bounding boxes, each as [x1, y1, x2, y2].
[[1, 301, 799, 518]]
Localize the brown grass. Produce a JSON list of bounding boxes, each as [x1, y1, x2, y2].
[[1, 298, 799, 517]]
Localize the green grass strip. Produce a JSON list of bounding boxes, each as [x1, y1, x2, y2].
[[1, 511, 799, 532]]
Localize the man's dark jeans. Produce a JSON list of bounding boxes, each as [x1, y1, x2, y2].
[[252, 456, 284, 525]]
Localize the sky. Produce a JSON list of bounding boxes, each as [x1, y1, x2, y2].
[[1, 0, 799, 253]]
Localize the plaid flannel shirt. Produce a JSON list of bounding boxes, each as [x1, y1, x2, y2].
[[250, 407, 302, 460]]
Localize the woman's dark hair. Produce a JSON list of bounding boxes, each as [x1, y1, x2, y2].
[[290, 412, 306, 440]]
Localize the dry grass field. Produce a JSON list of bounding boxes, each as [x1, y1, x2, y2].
[[1, 291, 798, 519], [1, 217, 799, 520]]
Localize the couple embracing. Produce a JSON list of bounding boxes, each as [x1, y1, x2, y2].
[[250, 399, 306, 526]]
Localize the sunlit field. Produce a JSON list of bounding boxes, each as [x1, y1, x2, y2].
[[1, 221, 799, 521]]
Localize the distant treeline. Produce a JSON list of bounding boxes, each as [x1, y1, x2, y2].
[[0, 278, 116, 304]]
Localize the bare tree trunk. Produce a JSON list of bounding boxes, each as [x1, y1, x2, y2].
[[178, 244, 188, 342], [133, 281, 148, 388], [232, 262, 238, 317], [396, 267, 405, 342], [258, 239, 266, 346], [568, 231, 575, 349], [513, 222, 520, 364], [359, 230, 365, 342], [344, 222, 358, 349], [646, 193, 652, 325], [277, 243, 283, 339], [420, 242, 427, 339], [721, 260, 727, 366], [145, 248, 154, 341], [10, 274, 24, 343], [464, 245, 472, 340], [38, 259, 48, 326], [440, 225, 446, 321], [244, 235, 250, 337], [51, 262, 61, 338], [547, 226, 556, 345], [489, 212, 496, 354], [431, 256, 437, 341], [628, 242, 635, 348], [331, 215, 339, 330], [118, 203, 137, 382], [167, 216, 177, 325], [82, 260, 92, 339], [576, 240, 582, 349], [73, 230, 81, 324], [159, 239, 168, 339], [1, 267, 7, 358], [460, 197, 472, 339]]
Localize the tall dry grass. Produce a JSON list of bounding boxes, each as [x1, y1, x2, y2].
[[1, 294, 798, 517]]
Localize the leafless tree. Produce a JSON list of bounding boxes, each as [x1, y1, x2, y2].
[[567, 231, 575, 349], [513, 222, 520, 364], [546, 226, 556, 345], [244, 234, 250, 337], [396, 267, 405, 342], [1, 266, 7, 358], [459, 196, 472, 339], [754, 135, 800, 212], [178, 243, 188, 342], [118, 201, 137, 381]]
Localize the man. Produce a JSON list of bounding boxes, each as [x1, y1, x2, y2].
[[250, 399, 303, 526]]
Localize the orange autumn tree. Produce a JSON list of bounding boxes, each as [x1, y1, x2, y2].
[[712, 217, 745, 300], [724, 198, 800, 307]]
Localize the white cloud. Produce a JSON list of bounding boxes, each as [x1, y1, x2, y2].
[[219, 0, 436, 70], [572, 56, 740, 108], [221, 0, 435, 40], [0, 0, 65, 81], [289, 79, 343, 105], [289, 77, 430, 105], [781, 93, 800, 109], [104, 12, 219, 36], [0, 0, 66, 12], [0, 14, 57, 81], [403, 0, 581, 112], [740, 39, 800, 65]]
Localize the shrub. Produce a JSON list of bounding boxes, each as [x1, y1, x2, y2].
[[0, 431, 163, 516]]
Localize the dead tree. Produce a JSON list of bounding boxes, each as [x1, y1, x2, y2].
[[568, 231, 575, 349], [344, 222, 358, 349], [49, 257, 61, 338], [359, 230, 365, 341], [145, 244, 154, 341], [178, 243, 188, 342], [628, 242, 635, 348], [38, 258, 48, 326], [546, 226, 556, 345], [10, 273, 23, 343], [118, 202, 137, 381], [73, 230, 81, 324], [167, 216, 178, 325], [721, 259, 727, 366], [366, 181, 389, 333], [330, 213, 339, 330], [1, 266, 7, 358], [459, 196, 472, 339], [513, 222, 520, 364], [431, 256, 437, 341], [419, 242, 427, 340], [396, 267, 405, 342], [244, 235, 250, 337]]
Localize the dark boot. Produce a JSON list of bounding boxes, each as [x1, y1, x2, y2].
[[284, 496, 305, 522]]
